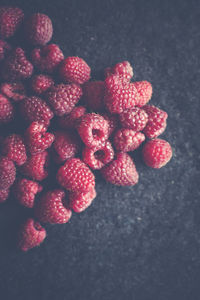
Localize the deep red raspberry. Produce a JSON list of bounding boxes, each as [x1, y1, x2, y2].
[[0, 156, 16, 189], [69, 187, 96, 213], [82, 141, 114, 170], [0, 7, 24, 39], [14, 178, 42, 208], [31, 44, 64, 73], [143, 105, 168, 139], [142, 138, 172, 168], [21, 151, 49, 181], [31, 74, 54, 95], [83, 81, 105, 111], [102, 113, 119, 136], [59, 56, 91, 85], [119, 107, 148, 131], [113, 129, 145, 152], [25, 13, 53, 46], [1, 82, 26, 102], [35, 189, 72, 224], [133, 81, 152, 107], [57, 158, 95, 193], [0, 94, 14, 123], [0, 40, 11, 61], [20, 96, 54, 126], [45, 83, 82, 116], [58, 106, 86, 129], [105, 61, 133, 82], [18, 218, 46, 251], [2, 134, 27, 166], [0, 188, 9, 203], [77, 113, 109, 148]]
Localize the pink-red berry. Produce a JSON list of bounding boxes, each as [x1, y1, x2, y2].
[[1, 82, 26, 102], [0, 188, 9, 203], [69, 187, 96, 213], [119, 107, 148, 131], [58, 106, 86, 129], [105, 61, 133, 82], [0, 94, 14, 123], [0, 156, 16, 189], [133, 81, 152, 107], [2, 134, 27, 166], [113, 129, 145, 152], [30, 74, 54, 95], [102, 113, 119, 136], [0, 7, 24, 39]]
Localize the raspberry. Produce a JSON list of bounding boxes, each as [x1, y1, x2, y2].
[[2, 134, 27, 166], [143, 105, 168, 139], [133, 81, 152, 107], [113, 129, 145, 152], [31, 44, 64, 73], [77, 113, 109, 148], [1, 82, 26, 102], [18, 218, 46, 251], [59, 56, 91, 85], [83, 81, 105, 111], [0, 156, 16, 189], [45, 83, 82, 116], [105, 61, 133, 82], [14, 178, 42, 208], [104, 75, 138, 114], [35, 189, 72, 224], [0, 94, 14, 123], [142, 138, 172, 168], [30, 74, 54, 95], [119, 107, 148, 131], [57, 158, 95, 192], [0, 40, 11, 61], [102, 113, 119, 136], [101, 152, 139, 186], [69, 187, 96, 213], [0, 188, 9, 203], [58, 106, 86, 129], [20, 96, 54, 126], [0, 7, 24, 39], [25, 13, 53, 46], [21, 151, 49, 181], [25, 122, 55, 155], [82, 141, 114, 170]]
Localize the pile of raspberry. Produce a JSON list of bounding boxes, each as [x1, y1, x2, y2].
[[0, 7, 172, 251]]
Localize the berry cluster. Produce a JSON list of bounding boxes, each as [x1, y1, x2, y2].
[[0, 7, 172, 251]]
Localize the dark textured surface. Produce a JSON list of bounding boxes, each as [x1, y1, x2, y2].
[[0, 0, 199, 299]]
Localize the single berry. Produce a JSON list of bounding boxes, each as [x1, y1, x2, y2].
[[31, 74, 54, 95], [105, 61, 133, 82], [83, 81, 105, 111], [1, 82, 26, 102], [0, 188, 9, 203], [58, 106, 86, 129], [2, 134, 27, 166], [0, 7, 24, 39], [0, 94, 14, 123], [0, 156, 16, 189], [119, 107, 148, 131], [133, 81, 153, 107], [113, 129, 145, 152], [69, 187, 96, 213], [0, 40, 11, 61], [102, 113, 119, 136]]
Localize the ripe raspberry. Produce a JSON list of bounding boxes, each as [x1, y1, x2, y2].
[[0, 40, 11, 61], [113, 129, 145, 152], [57, 158, 95, 193], [21, 151, 49, 181], [0, 156, 16, 189], [0, 7, 24, 39], [18, 218, 46, 251], [45, 83, 82, 116], [77, 113, 109, 148], [14, 178, 42, 208], [31, 44, 64, 73], [143, 105, 168, 139], [25, 13, 53, 46], [0, 188, 9, 203], [59, 56, 91, 85], [83, 81, 105, 111], [2, 134, 27, 166], [102, 113, 119, 136], [101, 152, 139, 186], [30, 74, 54, 95], [35, 189, 72, 224], [142, 138, 172, 168], [69, 187, 96, 213], [133, 81, 152, 107], [58, 106, 86, 129], [0, 94, 14, 123], [20, 96, 54, 126], [104, 75, 138, 114], [25, 122, 55, 155], [1, 82, 26, 102], [119, 107, 148, 131], [105, 61, 133, 82]]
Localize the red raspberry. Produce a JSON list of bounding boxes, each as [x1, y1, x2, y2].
[[31, 74, 54, 95], [0, 188, 9, 203], [2, 134, 27, 166], [31, 44, 64, 73], [0, 7, 24, 39], [133, 81, 152, 107], [101, 152, 139, 186], [69, 187, 96, 213], [143, 105, 168, 139], [58, 106, 86, 129], [142, 138, 172, 168], [0, 94, 14, 123], [25, 13, 53, 46], [0, 40, 11, 61], [119, 107, 148, 131], [18, 218, 46, 251], [104, 75, 138, 114], [77, 113, 109, 148], [20, 96, 54, 126], [82, 141, 114, 170], [59, 56, 91, 85], [102, 113, 119, 136], [1, 82, 26, 102], [25, 122, 54, 155], [0, 156, 16, 189], [45, 83, 82, 116], [14, 178, 42, 208], [57, 158, 95, 192], [21, 151, 49, 181], [35, 189, 72, 224], [83, 81, 105, 111], [105, 61, 133, 82], [113, 129, 145, 152]]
